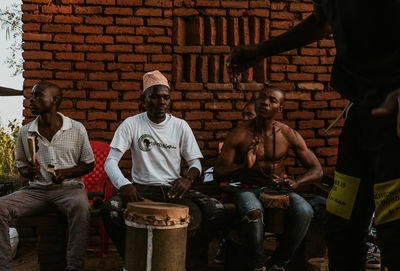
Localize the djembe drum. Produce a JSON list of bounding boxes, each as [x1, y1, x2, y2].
[[259, 191, 290, 234], [124, 202, 190, 271]]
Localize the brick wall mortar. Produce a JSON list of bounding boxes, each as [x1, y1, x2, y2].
[[22, 0, 342, 177]]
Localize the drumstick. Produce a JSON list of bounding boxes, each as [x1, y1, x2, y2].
[[27, 136, 36, 163]]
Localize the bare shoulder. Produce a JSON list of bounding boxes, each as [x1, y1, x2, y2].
[[225, 120, 253, 145], [275, 121, 305, 147]]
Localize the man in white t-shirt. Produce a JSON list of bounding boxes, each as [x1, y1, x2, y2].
[[100, 70, 225, 271]]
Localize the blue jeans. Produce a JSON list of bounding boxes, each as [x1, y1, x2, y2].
[[234, 188, 313, 268]]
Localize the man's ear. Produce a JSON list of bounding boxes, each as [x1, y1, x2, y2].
[[278, 104, 284, 113]]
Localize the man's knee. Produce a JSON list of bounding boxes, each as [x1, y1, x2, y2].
[[243, 209, 263, 223]]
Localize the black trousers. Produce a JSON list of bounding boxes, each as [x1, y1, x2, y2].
[[325, 105, 400, 271], [100, 184, 226, 270]]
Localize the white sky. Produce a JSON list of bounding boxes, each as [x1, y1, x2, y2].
[[0, 0, 24, 130]]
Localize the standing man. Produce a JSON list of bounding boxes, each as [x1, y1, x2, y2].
[[214, 86, 323, 271], [101, 70, 225, 271], [226, 1, 400, 270], [0, 81, 94, 271]]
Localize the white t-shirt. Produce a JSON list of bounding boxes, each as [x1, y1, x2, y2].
[[110, 113, 203, 186]]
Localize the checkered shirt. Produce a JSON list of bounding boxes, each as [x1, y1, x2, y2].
[[16, 113, 94, 186]]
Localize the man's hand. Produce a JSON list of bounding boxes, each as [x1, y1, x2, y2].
[[246, 137, 260, 169], [227, 44, 263, 83], [372, 88, 400, 137], [272, 175, 299, 190], [28, 160, 40, 179], [120, 184, 143, 206], [168, 177, 192, 199], [52, 169, 65, 184]]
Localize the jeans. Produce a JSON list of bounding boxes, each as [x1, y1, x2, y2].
[[234, 188, 313, 268], [0, 184, 90, 271], [100, 184, 226, 270]]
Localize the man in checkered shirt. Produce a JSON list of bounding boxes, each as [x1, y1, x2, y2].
[[0, 81, 94, 271]]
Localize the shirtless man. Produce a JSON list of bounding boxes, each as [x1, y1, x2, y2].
[[214, 85, 323, 271]]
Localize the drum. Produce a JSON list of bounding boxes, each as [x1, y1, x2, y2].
[[259, 191, 290, 234], [124, 202, 190, 271]]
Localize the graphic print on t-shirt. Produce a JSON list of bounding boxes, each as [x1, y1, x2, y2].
[[138, 133, 177, 152]]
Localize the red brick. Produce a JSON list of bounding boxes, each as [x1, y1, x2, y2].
[[117, 0, 142, 5], [23, 51, 52, 60], [55, 52, 84, 61], [285, 92, 311, 101], [86, 0, 115, 4], [107, 63, 135, 71], [42, 61, 72, 70], [302, 101, 328, 109], [21, 4, 39, 12], [287, 111, 315, 120], [88, 112, 117, 121], [106, 26, 135, 34], [185, 111, 213, 120], [90, 91, 119, 99], [145, 0, 172, 7], [77, 101, 107, 110], [123, 92, 141, 100], [316, 147, 338, 157], [221, 1, 248, 8], [55, 71, 85, 80], [41, 5, 72, 14], [144, 63, 172, 71], [330, 100, 349, 108], [86, 53, 115, 61], [60, 90, 86, 99], [59, 100, 73, 109], [147, 18, 173, 27], [247, 9, 269, 17], [136, 27, 165, 36], [75, 62, 105, 71], [77, 81, 108, 90], [270, 11, 295, 20], [89, 72, 119, 81], [292, 56, 319, 65], [314, 91, 341, 100], [173, 8, 198, 16], [202, 8, 226, 16], [112, 82, 141, 91], [74, 6, 103, 14], [54, 34, 84, 43], [74, 25, 103, 34], [298, 82, 324, 91], [23, 70, 52, 79], [290, 3, 313, 12], [86, 35, 114, 44], [23, 61, 41, 70], [42, 24, 71, 33], [22, 23, 41, 32], [205, 121, 232, 130], [298, 120, 325, 129], [62, 111, 86, 120], [110, 102, 139, 110], [317, 110, 343, 119], [106, 45, 133, 52], [22, 14, 52, 23], [135, 45, 162, 53], [22, 33, 52, 41], [216, 112, 242, 120], [116, 36, 143, 44], [118, 54, 147, 62], [22, 42, 41, 50], [116, 17, 143, 25], [172, 101, 200, 110], [54, 15, 83, 24], [73, 44, 102, 52], [300, 66, 328, 73], [205, 102, 232, 110], [86, 16, 114, 25], [135, 8, 162, 16], [83, 121, 108, 130]]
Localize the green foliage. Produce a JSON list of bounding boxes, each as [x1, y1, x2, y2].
[[0, 3, 23, 76], [0, 119, 20, 176]]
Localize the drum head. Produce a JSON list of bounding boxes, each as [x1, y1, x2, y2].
[[169, 198, 202, 237]]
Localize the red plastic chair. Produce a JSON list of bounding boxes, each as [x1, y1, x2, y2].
[[82, 141, 113, 258]]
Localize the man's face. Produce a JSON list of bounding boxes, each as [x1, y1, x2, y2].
[[144, 85, 170, 121], [29, 84, 55, 115], [255, 88, 284, 119], [242, 103, 256, 120]]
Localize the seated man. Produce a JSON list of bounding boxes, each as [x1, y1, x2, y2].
[[214, 85, 323, 271], [101, 70, 225, 271], [0, 81, 94, 271]]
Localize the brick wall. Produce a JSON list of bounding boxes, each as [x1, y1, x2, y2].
[[21, 0, 344, 177]]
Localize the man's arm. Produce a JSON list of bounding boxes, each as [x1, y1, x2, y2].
[[104, 147, 143, 204], [285, 129, 323, 189], [214, 126, 253, 182], [168, 161, 201, 199], [52, 162, 94, 184], [227, 5, 331, 77]]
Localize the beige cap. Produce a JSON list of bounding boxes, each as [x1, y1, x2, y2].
[[143, 70, 169, 92]]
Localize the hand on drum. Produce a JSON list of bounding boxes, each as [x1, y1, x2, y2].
[[272, 175, 299, 191], [168, 177, 192, 199], [120, 184, 144, 205]]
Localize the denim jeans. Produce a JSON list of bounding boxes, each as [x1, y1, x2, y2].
[[234, 187, 313, 268]]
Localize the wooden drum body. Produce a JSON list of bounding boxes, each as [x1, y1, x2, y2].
[[125, 202, 190, 271], [259, 191, 290, 234]]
